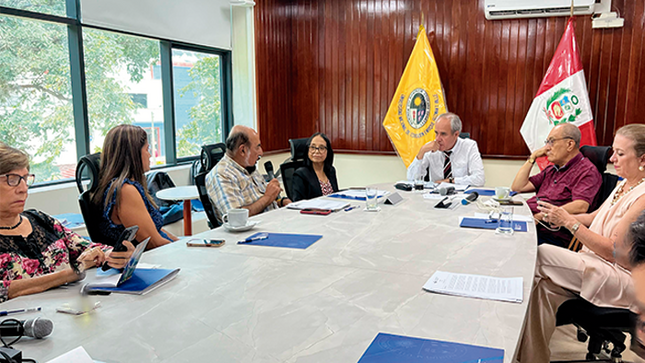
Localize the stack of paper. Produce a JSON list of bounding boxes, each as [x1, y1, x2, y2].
[[287, 199, 349, 211], [329, 189, 388, 200], [423, 271, 523, 303]]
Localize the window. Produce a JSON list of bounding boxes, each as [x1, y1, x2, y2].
[[0, 15, 74, 182], [172, 49, 224, 158], [84, 29, 163, 167], [0, 1, 232, 186], [0, 0, 67, 17]]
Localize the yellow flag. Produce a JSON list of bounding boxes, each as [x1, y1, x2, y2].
[[382, 25, 447, 167]]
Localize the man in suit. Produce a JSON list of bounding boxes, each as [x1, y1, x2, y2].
[[406, 112, 485, 186]]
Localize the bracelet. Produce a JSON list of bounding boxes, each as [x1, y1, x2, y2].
[[569, 222, 581, 235]]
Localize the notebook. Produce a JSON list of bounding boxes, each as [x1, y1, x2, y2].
[[83, 238, 180, 295], [358, 333, 504, 363]]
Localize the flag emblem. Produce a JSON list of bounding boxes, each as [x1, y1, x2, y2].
[[544, 88, 582, 125]]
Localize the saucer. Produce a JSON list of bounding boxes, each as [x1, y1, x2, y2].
[[223, 220, 260, 232], [492, 196, 511, 202]]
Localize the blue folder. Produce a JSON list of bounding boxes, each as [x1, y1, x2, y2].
[[90, 268, 180, 295], [329, 194, 366, 201], [460, 217, 528, 232], [465, 189, 518, 197], [358, 333, 504, 363], [54, 213, 85, 229], [241, 232, 322, 249]]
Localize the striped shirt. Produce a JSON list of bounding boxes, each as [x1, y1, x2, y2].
[[205, 154, 278, 223]]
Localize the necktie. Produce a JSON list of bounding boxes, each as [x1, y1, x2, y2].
[[443, 151, 453, 180]]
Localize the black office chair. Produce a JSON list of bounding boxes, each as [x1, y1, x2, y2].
[[279, 138, 309, 201], [553, 297, 636, 362], [75, 153, 105, 243], [580, 145, 619, 212], [193, 143, 226, 229]]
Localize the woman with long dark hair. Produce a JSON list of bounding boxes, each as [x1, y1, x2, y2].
[[292, 132, 339, 201], [92, 125, 176, 250]]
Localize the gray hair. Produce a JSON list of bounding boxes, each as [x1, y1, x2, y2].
[[437, 112, 462, 134], [225, 129, 250, 155], [558, 123, 582, 149]]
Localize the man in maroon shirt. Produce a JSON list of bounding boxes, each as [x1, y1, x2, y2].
[[511, 123, 602, 247]]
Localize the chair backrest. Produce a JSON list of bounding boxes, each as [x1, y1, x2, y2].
[[280, 160, 305, 201], [580, 145, 611, 174], [194, 171, 220, 229], [200, 143, 226, 173], [580, 145, 618, 211], [75, 153, 104, 242], [289, 138, 310, 162]]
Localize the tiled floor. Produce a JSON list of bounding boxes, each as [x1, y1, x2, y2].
[[550, 324, 645, 362]]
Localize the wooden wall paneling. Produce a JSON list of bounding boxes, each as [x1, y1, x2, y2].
[[255, 0, 645, 156]]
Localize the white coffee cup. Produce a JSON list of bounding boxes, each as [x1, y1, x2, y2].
[[495, 186, 510, 200], [223, 208, 249, 227]]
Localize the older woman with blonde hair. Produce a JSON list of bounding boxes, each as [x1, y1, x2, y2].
[[0, 142, 133, 302], [92, 124, 176, 250], [518, 123, 645, 362]]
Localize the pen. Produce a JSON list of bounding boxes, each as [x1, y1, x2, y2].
[[0, 306, 41, 316], [344, 205, 359, 212], [238, 233, 269, 244]]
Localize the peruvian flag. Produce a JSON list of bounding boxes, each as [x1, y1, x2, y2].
[[520, 18, 597, 170]]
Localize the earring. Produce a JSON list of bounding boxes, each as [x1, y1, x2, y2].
[[640, 165, 645, 172]]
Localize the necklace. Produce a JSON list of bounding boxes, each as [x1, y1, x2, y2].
[[612, 178, 645, 206], [0, 215, 22, 230]]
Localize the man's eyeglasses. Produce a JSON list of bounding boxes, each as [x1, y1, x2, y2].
[[544, 137, 574, 146], [309, 145, 327, 153], [0, 173, 36, 187]]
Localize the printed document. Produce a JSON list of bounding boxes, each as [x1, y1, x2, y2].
[[287, 199, 349, 211], [423, 271, 523, 303]]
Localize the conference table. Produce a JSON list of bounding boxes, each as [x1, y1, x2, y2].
[[6, 184, 537, 362]]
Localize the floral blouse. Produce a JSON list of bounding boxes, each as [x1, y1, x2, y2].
[[0, 210, 111, 303]]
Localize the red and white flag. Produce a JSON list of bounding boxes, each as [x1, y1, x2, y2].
[[520, 18, 597, 170]]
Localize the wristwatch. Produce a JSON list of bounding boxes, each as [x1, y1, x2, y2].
[[569, 222, 581, 234], [528, 156, 536, 164]]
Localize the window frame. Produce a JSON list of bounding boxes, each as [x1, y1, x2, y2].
[[0, 0, 233, 187]]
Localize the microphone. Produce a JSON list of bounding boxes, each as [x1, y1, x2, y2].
[[461, 191, 480, 205], [437, 186, 455, 196], [264, 161, 275, 180], [0, 317, 53, 339]]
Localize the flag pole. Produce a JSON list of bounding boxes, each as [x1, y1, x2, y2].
[[570, 0, 574, 18]]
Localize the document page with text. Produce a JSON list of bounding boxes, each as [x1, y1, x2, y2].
[[423, 271, 523, 303]]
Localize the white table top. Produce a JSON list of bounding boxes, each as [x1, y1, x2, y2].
[[6, 184, 537, 362], [156, 185, 200, 201]]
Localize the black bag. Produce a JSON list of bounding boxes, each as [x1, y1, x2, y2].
[[146, 171, 183, 225]]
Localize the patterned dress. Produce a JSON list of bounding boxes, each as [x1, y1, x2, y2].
[[0, 210, 111, 302]]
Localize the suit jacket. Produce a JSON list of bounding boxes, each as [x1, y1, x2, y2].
[[292, 166, 339, 202]]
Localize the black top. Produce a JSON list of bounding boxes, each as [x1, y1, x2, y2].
[[292, 166, 339, 202]]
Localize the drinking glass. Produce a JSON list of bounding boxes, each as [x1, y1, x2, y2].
[[365, 188, 378, 211], [496, 207, 514, 234]]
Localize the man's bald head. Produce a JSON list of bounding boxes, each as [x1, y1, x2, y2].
[[554, 123, 582, 149]]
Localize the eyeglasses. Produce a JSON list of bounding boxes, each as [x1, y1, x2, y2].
[[0, 173, 36, 187], [544, 137, 574, 146], [309, 145, 328, 153]]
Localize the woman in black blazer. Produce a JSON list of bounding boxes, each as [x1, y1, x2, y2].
[[292, 133, 339, 201]]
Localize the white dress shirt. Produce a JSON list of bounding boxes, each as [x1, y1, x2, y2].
[[406, 137, 485, 186]]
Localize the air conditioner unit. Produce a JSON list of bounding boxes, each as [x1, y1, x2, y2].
[[485, 0, 596, 20]]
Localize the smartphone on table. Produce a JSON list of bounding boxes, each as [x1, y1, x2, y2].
[[300, 208, 332, 215], [102, 225, 139, 271], [186, 239, 225, 248]]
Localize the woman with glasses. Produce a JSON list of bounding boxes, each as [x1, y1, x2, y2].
[[0, 142, 134, 303], [518, 124, 645, 362], [292, 133, 339, 202], [92, 125, 176, 250]]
